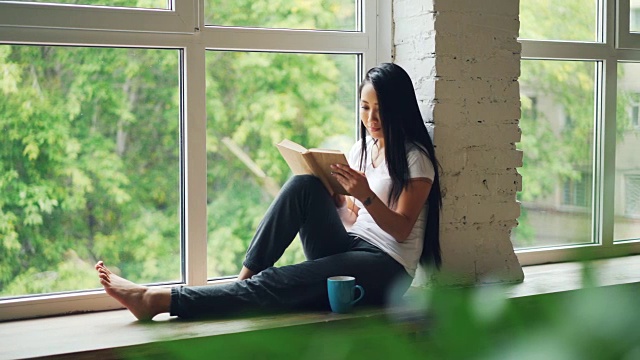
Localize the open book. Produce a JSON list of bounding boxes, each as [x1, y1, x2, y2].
[[276, 139, 350, 195]]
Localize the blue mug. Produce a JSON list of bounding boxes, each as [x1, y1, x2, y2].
[[327, 276, 365, 313]]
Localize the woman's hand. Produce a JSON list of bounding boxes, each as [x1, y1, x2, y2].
[[330, 164, 373, 203]]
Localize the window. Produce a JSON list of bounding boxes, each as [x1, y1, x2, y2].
[[519, 0, 598, 42], [204, 51, 357, 279], [0, 0, 167, 8], [204, 0, 358, 31], [515, 0, 640, 265], [632, 6, 640, 32], [0, 1, 194, 33], [0, 45, 182, 298], [631, 101, 640, 129], [619, 0, 640, 47], [614, 63, 640, 242], [0, 0, 388, 320], [624, 175, 640, 217], [613, 175, 640, 241], [512, 59, 595, 251], [521, 95, 538, 121], [562, 173, 593, 207]]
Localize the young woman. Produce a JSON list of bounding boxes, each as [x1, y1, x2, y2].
[[95, 63, 442, 321]]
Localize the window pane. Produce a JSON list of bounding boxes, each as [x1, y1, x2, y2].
[[0, 0, 168, 9], [614, 62, 640, 242], [632, 1, 640, 33], [0, 45, 181, 299], [512, 60, 596, 250], [520, 0, 598, 42], [205, 51, 357, 279], [204, 0, 357, 31]]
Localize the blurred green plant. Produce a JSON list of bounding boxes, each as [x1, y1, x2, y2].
[[122, 270, 640, 360]]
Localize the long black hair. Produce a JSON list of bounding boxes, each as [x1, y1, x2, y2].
[[357, 63, 442, 269]]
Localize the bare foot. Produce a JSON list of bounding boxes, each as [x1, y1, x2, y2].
[[95, 261, 170, 321]]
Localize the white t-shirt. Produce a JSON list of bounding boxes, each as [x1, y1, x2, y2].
[[347, 138, 435, 277]]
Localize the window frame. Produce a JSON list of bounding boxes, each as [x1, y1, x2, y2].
[[517, 0, 640, 266], [0, 0, 391, 321], [0, 1, 196, 34]]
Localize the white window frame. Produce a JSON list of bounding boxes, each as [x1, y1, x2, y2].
[[0, 0, 391, 321], [0, 1, 196, 33], [517, 0, 640, 266]]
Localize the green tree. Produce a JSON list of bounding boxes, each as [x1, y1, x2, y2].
[[0, 0, 357, 296], [204, 54, 355, 277], [514, 0, 633, 246], [0, 44, 182, 295], [201, 1, 357, 277]]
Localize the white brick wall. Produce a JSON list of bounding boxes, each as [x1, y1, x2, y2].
[[394, 0, 524, 285]]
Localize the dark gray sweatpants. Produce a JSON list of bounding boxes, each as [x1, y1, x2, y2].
[[170, 175, 412, 319]]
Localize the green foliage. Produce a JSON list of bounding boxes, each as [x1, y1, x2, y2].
[[200, 0, 358, 277], [122, 276, 640, 359], [415, 283, 640, 359], [0, 2, 355, 297], [14, 0, 166, 7], [205, 0, 356, 30], [513, 1, 634, 246], [520, 0, 596, 42], [204, 49, 354, 277], [0, 45, 182, 294]]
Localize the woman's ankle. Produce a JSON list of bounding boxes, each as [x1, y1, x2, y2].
[[237, 266, 256, 280], [144, 287, 171, 316]]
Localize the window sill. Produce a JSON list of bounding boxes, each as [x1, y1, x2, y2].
[[1, 255, 639, 360]]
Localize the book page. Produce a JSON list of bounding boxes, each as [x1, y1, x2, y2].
[[309, 147, 342, 154], [278, 139, 309, 154], [276, 139, 350, 195], [276, 142, 313, 175]]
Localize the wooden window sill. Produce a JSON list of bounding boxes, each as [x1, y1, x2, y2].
[[1, 255, 639, 359]]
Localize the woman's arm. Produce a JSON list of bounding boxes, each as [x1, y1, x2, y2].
[[333, 194, 359, 229], [362, 178, 431, 242], [331, 164, 431, 242]]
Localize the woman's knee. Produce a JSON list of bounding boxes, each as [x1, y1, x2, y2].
[[284, 174, 326, 194]]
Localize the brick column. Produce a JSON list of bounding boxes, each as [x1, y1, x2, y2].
[[394, 0, 524, 285]]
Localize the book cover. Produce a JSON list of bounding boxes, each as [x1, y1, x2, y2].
[[276, 139, 350, 195]]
